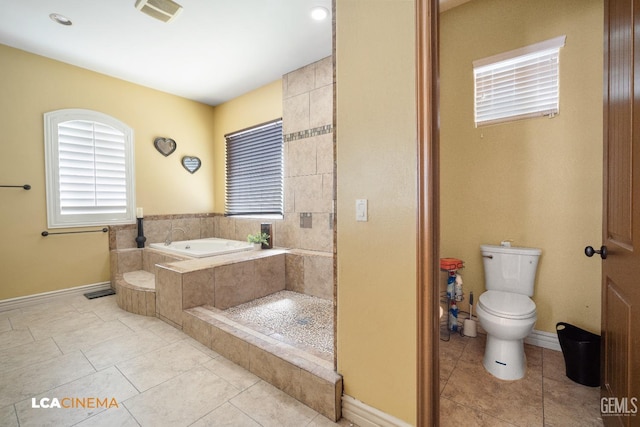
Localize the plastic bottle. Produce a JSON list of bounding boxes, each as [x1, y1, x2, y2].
[[449, 301, 459, 332], [454, 273, 463, 301], [446, 272, 455, 299]]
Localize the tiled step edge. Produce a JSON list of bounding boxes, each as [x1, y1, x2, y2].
[[183, 305, 342, 422], [115, 271, 156, 316]]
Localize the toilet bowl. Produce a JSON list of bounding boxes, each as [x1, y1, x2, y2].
[[476, 290, 537, 380], [478, 244, 541, 381]]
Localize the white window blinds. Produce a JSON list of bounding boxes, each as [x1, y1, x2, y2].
[[473, 35, 566, 127], [44, 109, 136, 228], [225, 120, 283, 216], [58, 120, 127, 214]]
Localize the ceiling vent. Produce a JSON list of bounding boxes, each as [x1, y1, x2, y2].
[[135, 0, 183, 23]]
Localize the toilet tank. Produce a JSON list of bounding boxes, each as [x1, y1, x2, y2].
[[480, 244, 542, 296]]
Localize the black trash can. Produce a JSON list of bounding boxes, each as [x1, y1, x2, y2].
[[556, 322, 600, 387]]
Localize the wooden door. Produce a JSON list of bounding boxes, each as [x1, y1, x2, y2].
[[601, 1, 640, 425]]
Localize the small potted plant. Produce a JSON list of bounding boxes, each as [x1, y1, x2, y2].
[[247, 232, 270, 250]]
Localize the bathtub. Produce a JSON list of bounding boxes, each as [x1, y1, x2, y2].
[[149, 237, 254, 258]]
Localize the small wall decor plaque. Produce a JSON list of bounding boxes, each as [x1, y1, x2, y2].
[[182, 156, 201, 174], [154, 137, 177, 157]]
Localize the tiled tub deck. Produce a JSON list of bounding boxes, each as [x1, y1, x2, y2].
[[110, 247, 341, 421]]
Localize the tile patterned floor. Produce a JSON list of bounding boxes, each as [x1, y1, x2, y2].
[[439, 332, 604, 426], [225, 291, 334, 356], [0, 294, 352, 427]]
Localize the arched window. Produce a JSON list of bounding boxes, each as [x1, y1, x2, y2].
[[44, 109, 136, 228]]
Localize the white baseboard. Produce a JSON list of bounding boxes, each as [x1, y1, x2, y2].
[[0, 282, 112, 312], [341, 395, 412, 427], [526, 328, 561, 351]]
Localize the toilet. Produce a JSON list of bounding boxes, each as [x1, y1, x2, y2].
[[476, 243, 541, 380]]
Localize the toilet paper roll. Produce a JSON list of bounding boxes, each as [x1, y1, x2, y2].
[[463, 319, 477, 337]]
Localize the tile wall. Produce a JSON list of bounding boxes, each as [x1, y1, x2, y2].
[[109, 56, 336, 302]]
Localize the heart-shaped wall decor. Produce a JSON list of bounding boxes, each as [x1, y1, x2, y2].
[[182, 156, 201, 174], [154, 137, 177, 157]]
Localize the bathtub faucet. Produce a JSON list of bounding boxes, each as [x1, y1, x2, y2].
[[164, 227, 187, 246]]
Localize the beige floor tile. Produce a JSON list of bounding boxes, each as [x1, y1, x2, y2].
[[191, 402, 261, 426], [439, 333, 604, 427], [28, 311, 104, 341], [52, 319, 133, 353], [542, 348, 567, 381], [116, 340, 213, 391], [91, 306, 129, 322], [14, 366, 139, 426], [117, 311, 164, 331], [74, 405, 140, 427], [70, 294, 118, 313], [203, 357, 261, 391], [183, 335, 221, 359], [230, 380, 318, 427], [458, 333, 487, 363], [146, 319, 187, 342], [0, 337, 62, 375], [439, 333, 469, 386], [0, 328, 34, 350], [9, 302, 78, 330], [0, 351, 95, 407], [0, 318, 11, 333], [442, 358, 543, 426], [0, 308, 22, 321], [18, 299, 75, 316], [308, 413, 357, 426], [542, 376, 602, 426], [0, 405, 18, 427], [440, 397, 517, 427], [82, 329, 168, 370], [124, 365, 240, 426]]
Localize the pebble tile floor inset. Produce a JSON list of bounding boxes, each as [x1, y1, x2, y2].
[[225, 291, 334, 355]]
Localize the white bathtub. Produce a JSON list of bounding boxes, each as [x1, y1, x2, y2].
[[149, 237, 254, 258]]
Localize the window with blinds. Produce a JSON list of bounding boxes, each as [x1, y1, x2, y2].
[[473, 35, 566, 127], [225, 119, 283, 217], [44, 109, 136, 228]]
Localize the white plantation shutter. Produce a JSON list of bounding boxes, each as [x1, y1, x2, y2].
[[473, 36, 566, 126], [225, 120, 283, 216], [44, 109, 136, 227]]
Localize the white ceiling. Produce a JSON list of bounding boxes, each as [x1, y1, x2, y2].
[[0, 0, 332, 106], [0, 0, 469, 107]]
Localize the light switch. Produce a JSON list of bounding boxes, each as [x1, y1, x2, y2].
[[356, 199, 368, 221]]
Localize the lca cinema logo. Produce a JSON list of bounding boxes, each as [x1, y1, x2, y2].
[[601, 397, 638, 417], [31, 397, 119, 409]]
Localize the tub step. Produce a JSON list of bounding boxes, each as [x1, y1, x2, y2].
[[183, 305, 342, 421], [115, 270, 156, 316]]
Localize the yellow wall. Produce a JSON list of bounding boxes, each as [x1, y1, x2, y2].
[[440, 0, 603, 333], [0, 44, 217, 300], [336, 0, 417, 424], [210, 81, 283, 213]]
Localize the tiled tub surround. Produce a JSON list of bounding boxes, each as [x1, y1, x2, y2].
[[154, 249, 287, 327], [109, 247, 342, 421], [102, 57, 340, 421], [110, 248, 188, 316], [109, 214, 334, 301]]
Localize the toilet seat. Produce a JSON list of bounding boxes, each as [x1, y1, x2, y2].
[[478, 290, 536, 320]]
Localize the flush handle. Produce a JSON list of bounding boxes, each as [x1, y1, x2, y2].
[[482, 255, 493, 259], [585, 245, 608, 260]]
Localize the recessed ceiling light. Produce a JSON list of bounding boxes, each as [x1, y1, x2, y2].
[[49, 13, 72, 26], [310, 6, 329, 21]]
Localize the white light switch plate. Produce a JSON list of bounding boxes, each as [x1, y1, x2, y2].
[[356, 199, 368, 221]]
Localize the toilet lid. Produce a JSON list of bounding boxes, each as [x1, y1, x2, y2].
[[478, 290, 536, 320]]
